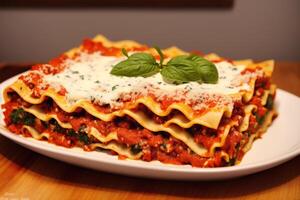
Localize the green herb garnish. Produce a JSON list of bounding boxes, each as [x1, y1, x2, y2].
[[78, 133, 89, 144], [110, 47, 218, 84], [130, 144, 142, 154], [112, 85, 118, 91], [54, 123, 66, 133], [10, 108, 35, 126], [49, 119, 66, 133], [111, 49, 160, 78], [255, 112, 266, 125], [67, 129, 77, 137], [187, 54, 219, 83]]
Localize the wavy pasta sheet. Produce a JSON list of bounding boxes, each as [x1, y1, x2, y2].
[[242, 78, 256, 103], [23, 125, 49, 140], [5, 80, 228, 129], [164, 110, 225, 129], [5, 76, 271, 131], [66, 35, 189, 59], [204, 151, 230, 167], [21, 99, 243, 156], [22, 107, 118, 143], [249, 60, 274, 77], [233, 59, 254, 66], [89, 127, 118, 143], [89, 142, 143, 160], [121, 110, 208, 156], [209, 120, 239, 155], [17, 101, 208, 156], [257, 110, 277, 135], [239, 85, 275, 132], [22, 125, 141, 159], [23, 110, 124, 150], [242, 110, 277, 153], [23, 105, 72, 129], [239, 105, 257, 132], [261, 90, 270, 106]]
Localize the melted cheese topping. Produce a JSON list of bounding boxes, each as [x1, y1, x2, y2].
[[40, 52, 253, 110]]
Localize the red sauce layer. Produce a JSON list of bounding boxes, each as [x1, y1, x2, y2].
[[2, 93, 232, 167]]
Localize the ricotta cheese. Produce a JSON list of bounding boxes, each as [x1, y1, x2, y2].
[[42, 52, 255, 110]]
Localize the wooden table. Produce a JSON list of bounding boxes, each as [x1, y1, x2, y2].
[[0, 62, 299, 200]]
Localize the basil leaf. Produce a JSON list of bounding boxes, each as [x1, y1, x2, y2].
[[110, 47, 218, 84], [188, 54, 206, 62], [196, 63, 218, 84], [127, 52, 156, 62], [188, 54, 219, 84], [161, 59, 201, 84], [110, 53, 160, 77]]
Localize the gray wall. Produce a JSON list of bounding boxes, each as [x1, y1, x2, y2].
[[0, 0, 299, 62]]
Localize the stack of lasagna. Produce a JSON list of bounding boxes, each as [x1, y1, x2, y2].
[[2, 35, 277, 167]]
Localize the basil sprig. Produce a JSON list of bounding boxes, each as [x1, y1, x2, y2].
[[110, 47, 218, 84]]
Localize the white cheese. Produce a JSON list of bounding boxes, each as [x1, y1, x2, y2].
[[43, 52, 255, 110]]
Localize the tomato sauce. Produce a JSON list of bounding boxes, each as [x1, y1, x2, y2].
[[255, 76, 271, 90], [2, 93, 226, 167], [93, 104, 112, 114], [82, 39, 121, 56], [1, 101, 19, 125], [116, 128, 163, 147], [7, 124, 23, 135], [222, 128, 242, 158], [160, 97, 175, 111], [194, 133, 220, 150], [3, 77, 273, 168], [19, 72, 49, 98], [82, 39, 151, 57], [47, 131, 73, 148]]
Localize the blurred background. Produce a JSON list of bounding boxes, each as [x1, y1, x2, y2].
[[0, 0, 299, 63]]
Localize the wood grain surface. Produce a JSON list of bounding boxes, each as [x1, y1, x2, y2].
[[0, 62, 299, 200]]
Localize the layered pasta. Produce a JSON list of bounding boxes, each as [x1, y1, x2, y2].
[[1, 35, 277, 167]]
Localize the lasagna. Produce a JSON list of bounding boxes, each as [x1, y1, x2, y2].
[[1, 35, 277, 167]]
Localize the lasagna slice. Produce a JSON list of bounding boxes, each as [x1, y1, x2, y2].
[[1, 35, 277, 167]]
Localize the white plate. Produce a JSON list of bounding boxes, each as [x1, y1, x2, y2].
[[0, 75, 299, 180]]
